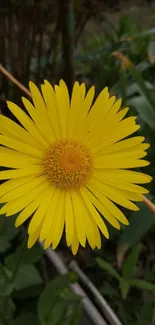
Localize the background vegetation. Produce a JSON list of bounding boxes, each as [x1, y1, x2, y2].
[[0, 1, 155, 324]]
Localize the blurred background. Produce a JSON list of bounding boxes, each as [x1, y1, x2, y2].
[[0, 1, 155, 325]]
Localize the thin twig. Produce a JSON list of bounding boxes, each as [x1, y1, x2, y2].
[[40, 244, 107, 325], [69, 260, 123, 325], [0, 64, 31, 97], [143, 196, 155, 213]]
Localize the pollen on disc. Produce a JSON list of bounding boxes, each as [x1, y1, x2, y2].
[[44, 139, 93, 189]]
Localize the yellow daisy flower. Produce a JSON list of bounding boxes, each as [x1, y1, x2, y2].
[[0, 80, 152, 254]]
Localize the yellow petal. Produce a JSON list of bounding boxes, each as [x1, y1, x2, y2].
[[73, 86, 95, 139], [28, 225, 41, 248], [109, 98, 122, 115], [87, 95, 116, 132], [95, 158, 149, 169], [29, 81, 55, 142], [0, 175, 36, 198], [68, 82, 85, 138], [21, 97, 36, 120], [89, 181, 139, 211], [0, 175, 47, 202], [42, 81, 61, 139], [22, 97, 49, 148], [52, 191, 65, 249], [71, 227, 79, 255], [41, 189, 60, 244], [95, 144, 149, 166], [95, 136, 145, 156], [7, 101, 49, 147], [90, 121, 140, 156], [15, 187, 51, 227], [87, 187, 129, 225], [75, 190, 97, 249], [28, 186, 54, 234], [65, 191, 74, 246], [0, 135, 43, 159], [87, 191, 121, 229], [54, 85, 69, 138], [94, 169, 152, 184], [92, 174, 148, 195], [98, 107, 129, 140], [71, 190, 86, 247], [94, 226, 101, 249], [79, 187, 109, 239], [88, 87, 109, 122], [0, 166, 43, 180], [1, 181, 48, 216], [0, 115, 42, 150]]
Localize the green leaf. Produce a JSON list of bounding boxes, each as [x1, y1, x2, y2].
[[136, 27, 155, 37], [126, 81, 153, 97], [43, 299, 67, 325], [122, 245, 141, 279], [127, 96, 155, 131], [0, 277, 13, 296], [20, 243, 44, 264], [38, 273, 77, 325], [14, 264, 43, 290], [62, 304, 82, 325], [13, 313, 40, 325], [119, 278, 130, 300], [5, 242, 43, 267], [0, 266, 13, 296], [136, 292, 154, 325], [0, 298, 15, 324], [0, 214, 18, 253], [129, 279, 155, 291], [128, 61, 155, 109], [100, 282, 119, 297], [118, 201, 155, 253], [0, 236, 11, 253], [96, 257, 120, 280], [60, 287, 81, 302], [148, 41, 155, 63]]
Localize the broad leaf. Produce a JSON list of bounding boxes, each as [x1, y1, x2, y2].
[[13, 313, 40, 325], [0, 278, 13, 296], [14, 264, 43, 290], [0, 214, 18, 253], [38, 273, 78, 325], [62, 304, 82, 325], [20, 243, 44, 264], [5, 242, 43, 267]]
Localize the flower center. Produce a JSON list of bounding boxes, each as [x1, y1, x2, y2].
[[44, 139, 93, 189]]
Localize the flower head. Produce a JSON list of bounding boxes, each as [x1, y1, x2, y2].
[[0, 80, 152, 254]]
